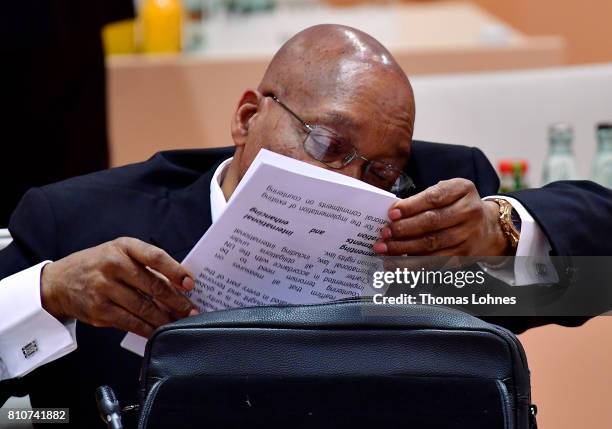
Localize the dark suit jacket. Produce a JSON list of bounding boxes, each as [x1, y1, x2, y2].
[[1, 141, 611, 427]]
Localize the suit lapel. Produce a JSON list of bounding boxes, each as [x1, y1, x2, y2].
[[149, 161, 222, 262]]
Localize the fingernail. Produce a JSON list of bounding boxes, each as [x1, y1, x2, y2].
[[182, 277, 194, 290], [389, 209, 402, 221], [373, 241, 388, 254], [380, 227, 392, 239], [189, 308, 199, 316]]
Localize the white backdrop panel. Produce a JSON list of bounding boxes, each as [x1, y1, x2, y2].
[[411, 63, 612, 186]]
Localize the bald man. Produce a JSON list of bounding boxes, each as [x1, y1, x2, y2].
[[1, 25, 611, 426]]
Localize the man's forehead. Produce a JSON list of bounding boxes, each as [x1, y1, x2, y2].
[[303, 102, 411, 159], [301, 89, 410, 131], [320, 110, 361, 131]]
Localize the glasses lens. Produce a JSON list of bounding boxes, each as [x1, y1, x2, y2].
[[364, 161, 414, 196], [304, 128, 355, 168], [364, 161, 399, 189]]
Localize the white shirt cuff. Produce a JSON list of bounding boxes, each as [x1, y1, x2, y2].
[[0, 262, 77, 380], [481, 196, 559, 286]]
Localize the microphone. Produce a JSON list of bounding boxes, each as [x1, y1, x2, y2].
[[95, 385, 123, 429]]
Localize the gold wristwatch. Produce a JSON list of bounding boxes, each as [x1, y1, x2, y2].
[[492, 198, 520, 250]]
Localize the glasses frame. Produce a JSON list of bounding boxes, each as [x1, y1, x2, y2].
[[267, 95, 415, 197]]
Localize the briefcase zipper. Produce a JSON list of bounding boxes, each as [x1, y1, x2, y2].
[[529, 404, 538, 429], [122, 404, 140, 413]]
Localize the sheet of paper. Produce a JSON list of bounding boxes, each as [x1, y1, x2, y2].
[[122, 149, 399, 355], [120, 331, 148, 356], [186, 149, 398, 311]]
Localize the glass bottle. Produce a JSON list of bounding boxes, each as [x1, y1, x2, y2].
[[141, 0, 183, 54], [591, 123, 612, 188], [183, 0, 204, 52], [542, 123, 579, 185]]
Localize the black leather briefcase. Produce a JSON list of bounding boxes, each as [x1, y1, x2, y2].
[[134, 300, 537, 429]]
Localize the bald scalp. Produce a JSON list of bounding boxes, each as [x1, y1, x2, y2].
[[225, 25, 415, 200], [258, 24, 414, 124]]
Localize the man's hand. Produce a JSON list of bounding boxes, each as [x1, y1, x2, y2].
[[373, 179, 511, 257], [41, 237, 197, 338]]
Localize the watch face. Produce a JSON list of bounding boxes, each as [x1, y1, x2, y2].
[[511, 208, 522, 232]]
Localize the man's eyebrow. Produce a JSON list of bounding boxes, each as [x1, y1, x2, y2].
[[320, 112, 360, 130]]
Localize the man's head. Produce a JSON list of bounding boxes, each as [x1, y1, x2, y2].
[[225, 24, 415, 197]]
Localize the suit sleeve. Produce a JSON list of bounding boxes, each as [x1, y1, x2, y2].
[[470, 147, 501, 197], [1, 188, 59, 278], [0, 188, 72, 402], [468, 151, 612, 331], [507, 181, 612, 256]]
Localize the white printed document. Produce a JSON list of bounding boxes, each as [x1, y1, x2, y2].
[[122, 149, 398, 355]]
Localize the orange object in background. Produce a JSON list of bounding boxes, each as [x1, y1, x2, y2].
[[103, 19, 137, 55], [141, 0, 183, 54]]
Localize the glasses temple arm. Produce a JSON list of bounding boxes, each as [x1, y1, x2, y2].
[[269, 95, 312, 131]]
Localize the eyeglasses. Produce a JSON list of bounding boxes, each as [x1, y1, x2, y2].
[[267, 95, 415, 198]]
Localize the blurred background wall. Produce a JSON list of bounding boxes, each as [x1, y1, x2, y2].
[[472, 0, 612, 64]]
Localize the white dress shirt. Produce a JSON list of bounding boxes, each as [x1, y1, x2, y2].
[[0, 262, 76, 380], [481, 195, 558, 285], [0, 156, 555, 379], [210, 158, 233, 223]]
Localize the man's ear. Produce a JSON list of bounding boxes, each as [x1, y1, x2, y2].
[[231, 90, 263, 148]]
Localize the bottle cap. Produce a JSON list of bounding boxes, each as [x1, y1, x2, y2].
[[597, 123, 612, 143], [549, 123, 573, 140], [499, 160, 527, 173], [498, 160, 513, 173]]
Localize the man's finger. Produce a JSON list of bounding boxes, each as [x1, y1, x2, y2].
[[385, 200, 468, 239], [104, 304, 155, 338], [389, 179, 474, 220], [382, 255, 453, 273], [116, 237, 194, 290], [106, 282, 173, 327], [377, 225, 469, 256], [117, 259, 195, 318]]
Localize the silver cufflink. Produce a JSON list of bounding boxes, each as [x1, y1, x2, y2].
[[22, 340, 38, 359], [535, 263, 548, 277]]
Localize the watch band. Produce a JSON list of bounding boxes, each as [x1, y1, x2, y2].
[[492, 198, 520, 249]]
